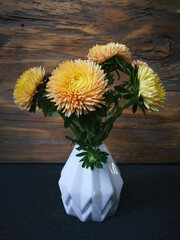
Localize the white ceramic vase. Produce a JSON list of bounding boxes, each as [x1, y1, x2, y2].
[[58, 143, 123, 222]]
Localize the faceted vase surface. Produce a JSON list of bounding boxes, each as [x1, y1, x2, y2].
[[58, 143, 123, 222]]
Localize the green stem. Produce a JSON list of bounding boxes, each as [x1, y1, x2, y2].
[[109, 104, 117, 118], [94, 99, 134, 146], [70, 122, 82, 137], [58, 112, 82, 137], [86, 129, 92, 146], [113, 98, 133, 121]]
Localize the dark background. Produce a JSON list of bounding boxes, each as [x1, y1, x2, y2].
[[0, 0, 180, 163]]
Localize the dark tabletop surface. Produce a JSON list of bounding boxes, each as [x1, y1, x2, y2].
[[0, 164, 180, 240]]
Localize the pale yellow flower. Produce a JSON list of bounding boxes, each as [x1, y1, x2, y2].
[[14, 67, 45, 110], [132, 60, 149, 69], [138, 66, 166, 112], [46, 59, 107, 117], [87, 42, 132, 64]]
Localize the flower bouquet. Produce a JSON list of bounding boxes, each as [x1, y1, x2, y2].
[[14, 42, 166, 221]]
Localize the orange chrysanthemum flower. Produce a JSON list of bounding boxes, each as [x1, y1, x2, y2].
[[46, 59, 107, 117], [132, 60, 149, 69], [87, 42, 132, 64], [14, 67, 45, 110]]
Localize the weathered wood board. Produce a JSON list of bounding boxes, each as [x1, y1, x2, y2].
[[0, 0, 180, 163]]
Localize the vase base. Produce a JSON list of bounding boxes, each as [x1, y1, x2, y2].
[[59, 143, 123, 222], [59, 187, 119, 222]]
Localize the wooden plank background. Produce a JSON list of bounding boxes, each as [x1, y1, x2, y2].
[[0, 0, 180, 163]]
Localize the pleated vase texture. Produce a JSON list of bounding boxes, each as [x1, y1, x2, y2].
[[58, 143, 123, 222]]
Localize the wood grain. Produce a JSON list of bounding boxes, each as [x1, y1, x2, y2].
[[0, 0, 180, 163]]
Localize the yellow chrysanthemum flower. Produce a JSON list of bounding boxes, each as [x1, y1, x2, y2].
[[14, 67, 45, 110], [87, 42, 132, 64], [138, 66, 166, 112], [132, 60, 149, 69], [46, 59, 107, 117]]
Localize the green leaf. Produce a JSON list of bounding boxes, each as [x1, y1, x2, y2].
[[65, 135, 73, 140], [49, 105, 58, 117], [50, 111, 58, 117], [76, 146, 82, 151], [76, 145, 109, 171], [104, 90, 116, 106], [76, 152, 87, 157], [91, 165, 94, 171], [126, 63, 134, 72], [115, 69, 120, 80], [114, 85, 130, 93], [65, 135, 74, 143], [122, 81, 130, 88], [115, 57, 124, 69], [136, 96, 147, 117], [105, 72, 114, 86], [29, 92, 38, 113], [132, 103, 138, 113], [78, 111, 101, 134], [79, 157, 87, 162], [123, 94, 132, 100], [82, 161, 86, 168], [53, 65, 58, 70], [64, 116, 73, 128], [43, 106, 49, 117], [95, 162, 103, 168], [139, 104, 147, 118], [75, 131, 88, 148], [42, 92, 48, 97], [95, 105, 107, 118], [101, 158, 108, 164]]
